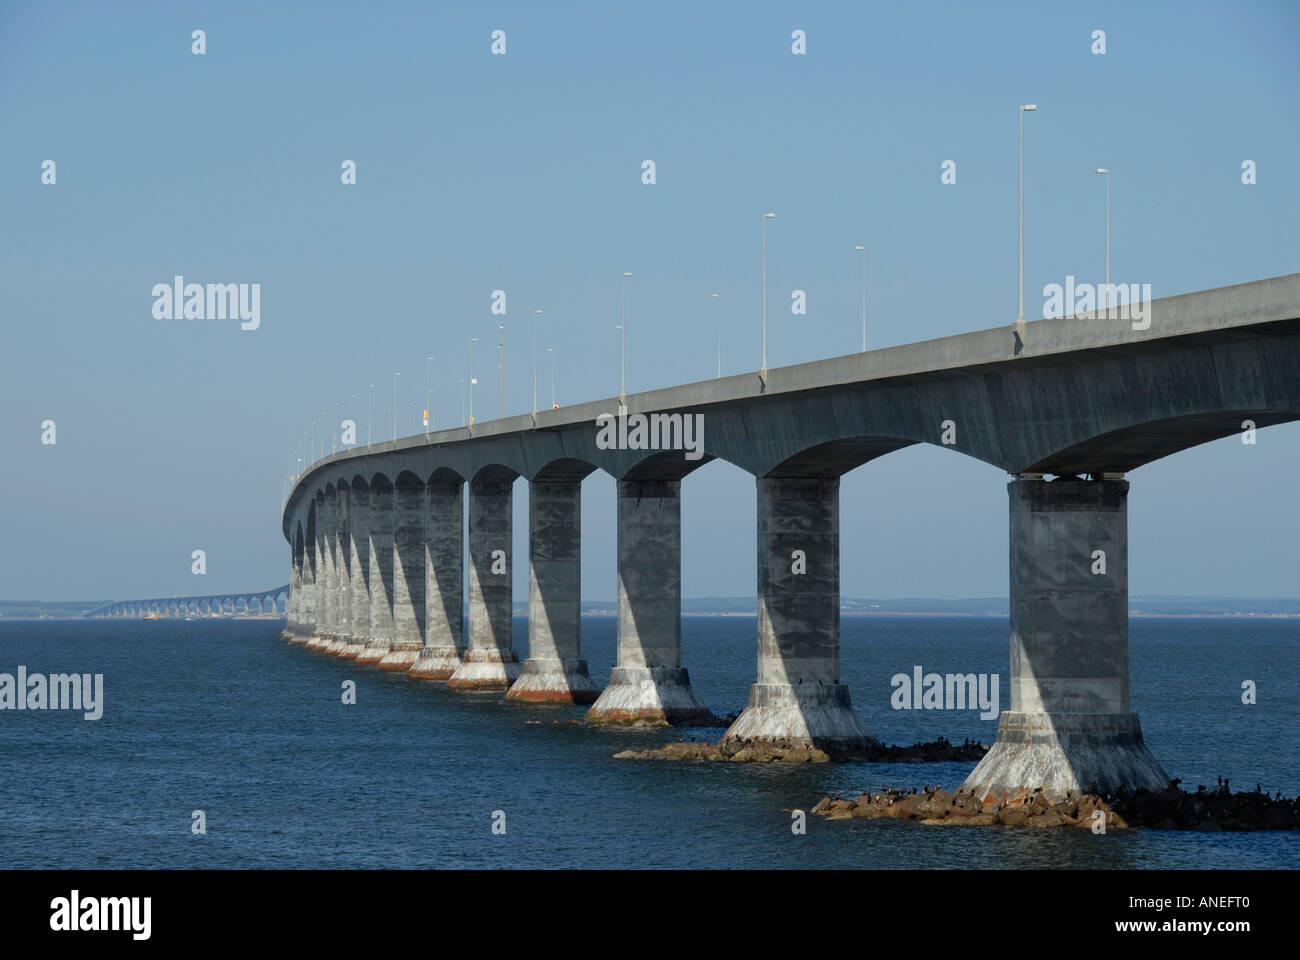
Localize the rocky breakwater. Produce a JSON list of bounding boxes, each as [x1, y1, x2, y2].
[[615, 736, 989, 764], [811, 780, 1300, 830]]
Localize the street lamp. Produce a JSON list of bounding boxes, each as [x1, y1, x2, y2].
[[712, 293, 721, 377], [620, 272, 631, 401], [425, 356, 435, 434], [1019, 104, 1037, 324], [761, 212, 775, 378], [855, 245, 867, 352], [533, 309, 542, 417], [347, 393, 355, 445], [547, 346, 556, 408], [469, 337, 478, 425], [1096, 167, 1110, 310], [367, 385, 374, 446], [615, 324, 623, 397], [497, 321, 504, 418], [392, 372, 399, 443]]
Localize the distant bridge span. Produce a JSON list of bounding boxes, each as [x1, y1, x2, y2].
[[90, 586, 288, 620], [280, 273, 1300, 800]]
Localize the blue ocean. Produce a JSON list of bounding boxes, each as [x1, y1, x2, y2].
[[1, 616, 1296, 868]]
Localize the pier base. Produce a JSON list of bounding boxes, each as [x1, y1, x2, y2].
[[377, 641, 423, 672], [722, 683, 876, 757], [446, 648, 521, 691], [505, 658, 600, 705], [409, 644, 463, 680], [585, 667, 712, 725], [355, 641, 389, 666]]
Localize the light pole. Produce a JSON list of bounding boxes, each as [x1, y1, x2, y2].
[[619, 272, 631, 401], [425, 356, 434, 434], [347, 393, 355, 445], [392, 372, 399, 442], [310, 420, 316, 463], [855, 244, 866, 351], [712, 293, 721, 377], [1019, 104, 1036, 324], [761, 212, 775, 377], [547, 347, 556, 408], [532, 309, 542, 417], [497, 321, 504, 418], [615, 324, 623, 397], [367, 385, 374, 446], [1096, 167, 1110, 311], [332, 401, 339, 453], [469, 337, 478, 425], [459, 377, 465, 425]]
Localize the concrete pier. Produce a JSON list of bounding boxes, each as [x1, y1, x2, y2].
[[306, 495, 330, 650], [380, 475, 426, 671], [410, 475, 465, 680], [586, 479, 711, 725], [325, 483, 353, 655], [448, 478, 521, 690], [357, 477, 395, 665], [722, 477, 877, 755], [962, 478, 1170, 800], [344, 479, 370, 658], [507, 479, 599, 704]]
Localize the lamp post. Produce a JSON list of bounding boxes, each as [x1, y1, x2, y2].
[[425, 356, 434, 434], [547, 347, 556, 408], [392, 373, 399, 442], [1019, 104, 1037, 324], [619, 272, 631, 401], [459, 377, 465, 425], [855, 244, 866, 351], [761, 212, 775, 377], [497, 321, 504, 418], [712, 292, 721, 377], [347, 393, 355, 445], [469, 337, 478, 425], [367, 385, 373, 446], [1096, 167, 1110, 311], [532, 309, 542, 417]]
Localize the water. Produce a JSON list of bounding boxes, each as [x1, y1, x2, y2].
[[1, 616, 1296, 868]]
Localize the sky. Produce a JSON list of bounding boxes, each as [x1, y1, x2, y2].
[[1, 0, 1297, 602]]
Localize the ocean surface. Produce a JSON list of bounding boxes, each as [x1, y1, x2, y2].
[[1, 616, 1296, 869]]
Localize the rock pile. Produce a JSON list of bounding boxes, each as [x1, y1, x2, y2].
[[614, 736, 988, 764], [811, 780, 1300, 830]]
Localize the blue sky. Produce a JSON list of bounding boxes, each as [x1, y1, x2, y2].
[[2, 0, 1297, 601]]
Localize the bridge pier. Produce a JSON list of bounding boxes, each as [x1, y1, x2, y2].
[[358, 477, 395, 664], [722, 477, 877, 756], [343, 480, 370, 659], [585, 479, 711, 725], [325, 483, 353, 654], [380, 476, 427, 670], [507, 479, 599, 704], [306, 497, 330, 649], [962, 478, 1169, 801], [317, 490, 340, 649], [410, 477, 465, 679], [448, 479, 521, 690]]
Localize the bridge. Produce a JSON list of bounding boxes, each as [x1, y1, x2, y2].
[[90, 586, 288, 620], [280, 273, 1300, 801]]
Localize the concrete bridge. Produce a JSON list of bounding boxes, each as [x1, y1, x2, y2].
[[90, 586, 288, 620], [281, 273, 1300, 800]]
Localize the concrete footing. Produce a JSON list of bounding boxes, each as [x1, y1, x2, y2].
[[339, 638, 367, 659], [446, 648, 521, 691], [505, 657, 600, 704], [377, 641, 423, 671], [354, 641, 389, 666], [585, 666, 712, 725], [962, 712, 1170, 801], [408, 644, 463, 680], [722, 683, 877, 757]]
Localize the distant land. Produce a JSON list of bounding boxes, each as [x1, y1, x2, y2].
[[4, 596, 1299, 621]]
